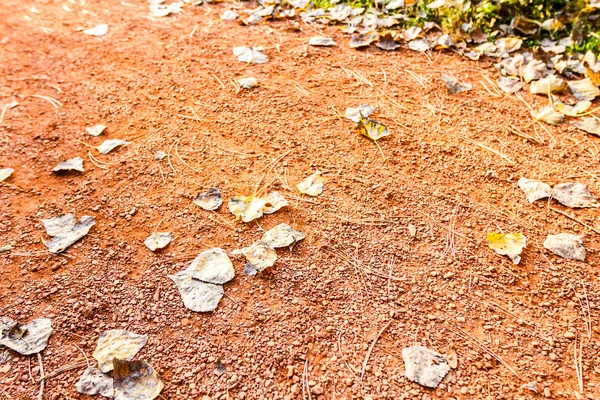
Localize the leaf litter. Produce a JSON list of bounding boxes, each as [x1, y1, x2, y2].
[[442, 73, 472, 95], [193, 186, 223, 211], [233, 46, 268, 64], [92, 330, 148, 373], [486, 232, 527, 264], [53, 157, 84, 173], [42, 214, 95, 253], [572, 117, 600, 136], [97, 139, 129, 155], [113, 359, 164, 400], [519, 178, 599, 208], [229, 191, 288, 222], [297, 170, 324, 196], [76, 366, 114, 398], [144, 232, 172, 251], [543, 233, 586, 261], [0, 317, 52, 355]]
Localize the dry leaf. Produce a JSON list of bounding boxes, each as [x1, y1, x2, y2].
[[402, 346, 450, 389], [233, 46, 268, 64], [235, 242, 277, 272], [262, 191, 288, 214], [309, 36, 336, 46], [350, 32, 379, 48], [168, 274, 224, 312], [572, 117, 600, 136], [144, 232, 171, 252], [113, 359, 164, 400], [552, 182, 599, 208], [530, 105, 563, 125], [0, 317, 52, 355], [86, 124, 106, 136], [297, 171, 324, 196], [237, 77, 258, 89], [555, 100, 591, 116], [345, 104, 375, 122], [76, 366, 114, 398], [408, 38, 430, 52], [53, 157, 84, 172], [567, 78, 600, 101], [400, 26, 421, 41], [261, 223, 305, 248], [358, 115, 390, 140], [522, 59, 548, 83], [497, 76, 523, 93], [446, 345, 458, 369], [530, 75, 565, 94], [193, 187, 223, 211], [83, 24, 108, 37], [496, 37, 522, 53], [486, 232, 526, 264], [97, 139, 129, 155], [42, 214, 95, 253], [229, 196, 267, 222], [517, 178, 552, 203], [376, 33, 400, 51], [220, 10, 238, 21], [543, 233, 585, 261], [442, 73, 472, 95], [92, 330, 148, 373], [181, 248, 235, 285]]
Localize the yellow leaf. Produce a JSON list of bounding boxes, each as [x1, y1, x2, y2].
[[358, 115, 390, 141], [297, 171, 324, 196], [228, 196, 267, 223], [486, 232, 527, 264]]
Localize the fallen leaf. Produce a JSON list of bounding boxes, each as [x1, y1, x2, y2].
[[262, 191, 288, 214], [402, 346, 449, 389], [512, 16, 540, 35], [543, 233, 585, 261], [495, 37, 522, 53], [408, 38, 430, 52], [97, 139, 129, 155], [530, 75, 565, 94], [144, 232, 171, 252], [149, 1, 183, 17], [42, 214, 95, 253], [517, 178, 552, 203], [309, 36, 336, 46], [385, 0, 404, 9], [0, 168, 14, 181], [113, 359, 164, 400], [530, 105, 563, 125], [0, 317, 52, 355], [297, 171, 324, 196], [350, 32, 379, 48], [442, 73, 472, 95], [567, 78, 600, 101], [53, 157, 84, 173], [261, 223, 305, 248], [168, 274, 224, 312], [193, 187, 223, 211], [345, 104, 375, 122], [555, 100, 591, 116], [92, 330, 148, 373], [486, 232, 526, 264], [400, 26, 421, 41], [376, 33, 400, 51], [497, 76, 523, 93], [220, 10, 238, 21], [76, 366, 114, 398], [237, 77, 258, 89], [552, 182, 599, 208], [233, 46, 268, 64], [86, 124, 106, 136], [243, 263, 258, 276], [229, 196, 267, 222], [154, 151, 166, 160], [435, 34, 454, 49], [180, 248, 235, 285], [358, 115, 390, 140], [572, 117, 600, 136], [328, 3, 352, 21], [83, 24, 108, 37], [522, 59, 548, 83], [235, 242, 277, 272]]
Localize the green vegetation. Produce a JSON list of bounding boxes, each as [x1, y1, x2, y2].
[[311, 0, 600, 53]]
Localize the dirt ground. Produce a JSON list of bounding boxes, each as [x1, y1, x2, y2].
[[1, 0, 600, 399]]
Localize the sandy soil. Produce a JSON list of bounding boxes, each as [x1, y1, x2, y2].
[[1, 0, 599, 399]]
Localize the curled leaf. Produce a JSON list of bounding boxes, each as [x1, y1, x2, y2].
[[530, 105, 563, 125], [76, 366, 114, 398], [350, 32, 378, 48], [220, 10, 238, 21], [408, 38, 430, 52], [237, 77, 258, 89], [522, 59, 548, 83], [297, 171, 324, 196], [42, 214, 95, 254], [376, 33, 400, 51], [83, 24, 108, 37], [97, 139, 129, 155], [486, 232, 526, 264], [530, 75, 565, 94], [53, 157, 84, 173], [86, 124, 106, 136]]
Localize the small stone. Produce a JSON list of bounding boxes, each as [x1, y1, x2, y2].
[[311, 386, 323, 395], [544, 387, 551, 397], [564, 331, 576, 339]]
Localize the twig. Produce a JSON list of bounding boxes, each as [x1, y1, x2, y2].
[[360, 320, 392, 380], [574, 334, 583, 392], [337, 331, 360, 383], [38, 360, 87, 382], [387, 256, 395, 297], [37, 354, 45, 400], [462, 136, 515, 164]]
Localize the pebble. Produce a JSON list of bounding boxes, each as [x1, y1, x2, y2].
[[564, 331, 575, 339]]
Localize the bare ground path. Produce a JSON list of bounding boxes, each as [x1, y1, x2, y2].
[[0, 0, 599, 399]]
